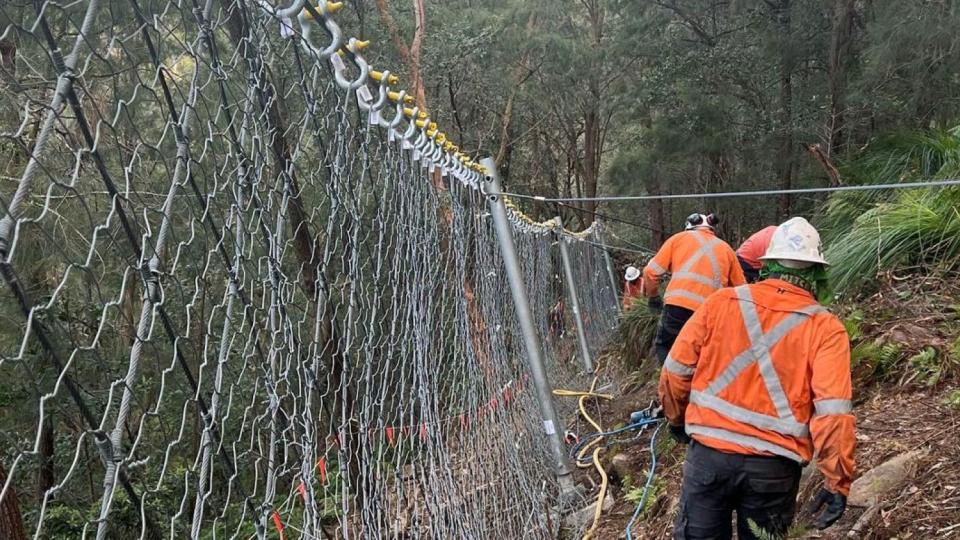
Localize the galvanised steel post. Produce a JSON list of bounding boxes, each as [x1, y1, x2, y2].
[[595, 220, 622, 314], [480, 157, 573, 484], [554, 217, 595, 374]]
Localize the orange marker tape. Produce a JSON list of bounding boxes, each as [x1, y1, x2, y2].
[[317, 456, 328, 485], [272, 511, 285, 540], [386, 426, 396, 447]]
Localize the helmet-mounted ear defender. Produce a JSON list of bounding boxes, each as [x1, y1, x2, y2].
[[686, 213, 719, 227]]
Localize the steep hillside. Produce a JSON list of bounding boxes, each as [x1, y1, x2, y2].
[[568, 275, 960, 539]]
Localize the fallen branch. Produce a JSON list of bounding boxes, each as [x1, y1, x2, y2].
[[847, 502, 881, 538]]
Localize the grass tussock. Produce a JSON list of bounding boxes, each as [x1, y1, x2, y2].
[[821, 126, 960, 293], [616, 298, 658, 370]]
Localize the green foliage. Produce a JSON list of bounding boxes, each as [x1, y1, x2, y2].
[[825, 187, 960, 292], [746, 518, 784, 540], [654, 428, 678, 457], [41, 502, 91, 539], [906, 345, 959, 387], [950, 335, 960, 362], [843, 310, 864, 340], [907, 347, 943, 386], [943, 389, 960, 409], [616, 299, 658, 368], [822, 127, 960, 293], [851, 339, 903, 378], [624, 471, 666, 520], [744, 519, 808, 540]]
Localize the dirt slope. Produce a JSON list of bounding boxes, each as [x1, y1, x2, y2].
[[577, 380, 959, 539], [570, 277, 960, 539]]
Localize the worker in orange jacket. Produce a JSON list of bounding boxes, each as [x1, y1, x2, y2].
[[736, 225, 777, 283], [659, 217, 855, 540], [643, 213, 745, 364], [623, 266, 644, 310]]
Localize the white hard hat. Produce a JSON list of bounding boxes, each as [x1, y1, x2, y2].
[[759, 216, 829, 268], [624, 266, 641, 281]]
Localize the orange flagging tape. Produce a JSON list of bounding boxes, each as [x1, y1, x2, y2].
[[318, 456, 328, 484], [386, 426, 396, 446], [272, 511, 285, 540]]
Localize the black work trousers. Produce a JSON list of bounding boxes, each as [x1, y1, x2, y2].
[[673, 441, 801, 540], [654, 304, 694, 364]]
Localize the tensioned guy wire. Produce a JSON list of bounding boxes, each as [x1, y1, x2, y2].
[[502, 178, 960, 203]]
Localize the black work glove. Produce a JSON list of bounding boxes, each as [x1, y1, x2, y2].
[[807, 487, 847, 530], [668, 423, 690, 445], [647, 296, 663, 315]]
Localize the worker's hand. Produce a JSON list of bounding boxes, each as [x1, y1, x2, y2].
[[807, 487, 847, 529], [668, 423, 690, 445], [647, 296, 663, 314]]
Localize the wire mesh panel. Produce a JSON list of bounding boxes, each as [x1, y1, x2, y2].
[[562, 235, 621, 361], [0, 1, 616, 538]]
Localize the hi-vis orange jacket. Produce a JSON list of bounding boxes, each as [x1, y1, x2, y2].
[[643, 229, 746, 312], [623, 279, 644, 310], [658, 280, 856, 495]]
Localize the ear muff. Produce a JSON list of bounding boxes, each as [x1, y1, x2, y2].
[[706, 213, 719, 227], [686, 213, 703, 227]]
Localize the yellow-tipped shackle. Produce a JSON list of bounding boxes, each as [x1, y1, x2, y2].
[[337, 39, 370, 57], [389, 91, 414, 105], [371, 71, 399, 85], [403, 108, 428, 120], [303, 1, 344, 20]]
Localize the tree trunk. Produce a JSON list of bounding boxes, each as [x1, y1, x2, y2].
[[495, 88, 518, 182], [827, 0, 858, 160], [38, 418, 55, 501], [495, 12, 538, 183], [375, 0, 427, 109], [580, 0, 605, 225], [0, 461, 26, 540], [0, 37, 16, 90], [582, 108, 599, 224], [773, 0, 794, 218], [646, 171, 667, 248]]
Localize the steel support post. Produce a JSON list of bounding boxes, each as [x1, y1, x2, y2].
[[480, 157, 573, 484], [594, 220, 622, 314], [554, 217, 595, 374]]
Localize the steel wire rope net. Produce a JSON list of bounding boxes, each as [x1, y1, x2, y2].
[[0, 0, 620, 537]]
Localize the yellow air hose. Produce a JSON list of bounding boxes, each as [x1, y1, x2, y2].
[[553, 373, 613, 540]]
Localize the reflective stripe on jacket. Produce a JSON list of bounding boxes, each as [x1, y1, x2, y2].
[[642, 230, 746, 311], [658, 280, 856, 495]]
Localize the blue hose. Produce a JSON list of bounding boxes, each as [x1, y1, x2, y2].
[[568, 419, 662, 463], [625, 420, 665, 540]]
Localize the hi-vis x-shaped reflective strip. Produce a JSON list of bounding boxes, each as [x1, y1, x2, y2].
[[673, 286, 825, 438], [673, 232, 723, 288], [646, 231, 723, 288]]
